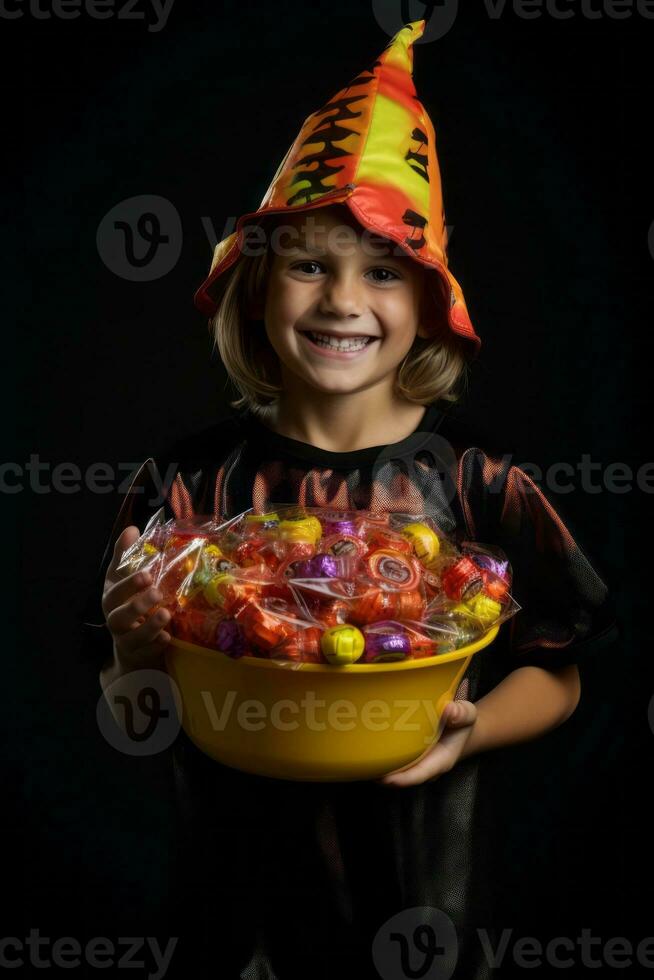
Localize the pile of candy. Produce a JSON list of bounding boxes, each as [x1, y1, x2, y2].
[[119, 506, 520, 665]]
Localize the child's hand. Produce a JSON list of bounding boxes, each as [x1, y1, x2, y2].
[[101, 526, 171, 673], [378, 700, 478, 787]]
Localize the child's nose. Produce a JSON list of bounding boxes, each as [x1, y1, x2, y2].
[[318, 273, 366, 318]]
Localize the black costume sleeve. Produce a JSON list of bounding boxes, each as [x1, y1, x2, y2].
[[460, 447, 619, 671]]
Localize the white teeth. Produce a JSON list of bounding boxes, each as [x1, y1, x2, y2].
[[308, 331, 371, 351]]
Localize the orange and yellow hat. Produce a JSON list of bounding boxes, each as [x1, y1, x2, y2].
[[194, 19, 480, 354]]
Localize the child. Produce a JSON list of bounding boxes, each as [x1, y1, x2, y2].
[[85, 21, 617, 979]]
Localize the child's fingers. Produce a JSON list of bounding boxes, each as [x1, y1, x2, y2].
[[106, 526, 141, 579], [444, 700, 476, 727], [116, 631, 172, 670], [116, 610, 172, 659], [106, 588, 167, 637], [102, 569, 153, 618]]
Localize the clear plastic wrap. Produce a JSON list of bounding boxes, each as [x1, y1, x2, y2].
[[118, 505, 520, 664]]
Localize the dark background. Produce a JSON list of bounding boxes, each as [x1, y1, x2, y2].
[[6, 0, 650, 976]]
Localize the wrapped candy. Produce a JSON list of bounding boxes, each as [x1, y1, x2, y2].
[[400, 521, 441, 568], [365, 549, 423, 592], [215, 619, 248, 658], [273, 624, 323, 664], [320, 624, 365, 665], [321, 532, 368, 559], [118, 504, 520, 665], [173, 604, 228, 649], [362, 619, 458, 663], [235, 598, 296, 653], [277, 514, 322, 546], [363, 527, 412, 556], [292, 552, 361, 580], [440, 556, 484, 602], [116, 509, 171, 578], [361, 618, 459, 663], [349, 587, 425, 626]]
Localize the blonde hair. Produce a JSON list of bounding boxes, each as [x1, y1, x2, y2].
[[210, 238, 470, 420]]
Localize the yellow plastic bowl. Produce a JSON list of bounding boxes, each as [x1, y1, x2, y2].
[[165, 624, 499, 782]]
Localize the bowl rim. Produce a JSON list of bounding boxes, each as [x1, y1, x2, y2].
[[168, 623, 500, 673]]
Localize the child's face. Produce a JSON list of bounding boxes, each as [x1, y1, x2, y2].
[[260, 205, 428, 398]]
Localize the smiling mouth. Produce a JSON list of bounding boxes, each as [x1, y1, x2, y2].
[[300, 330, 378, 353]]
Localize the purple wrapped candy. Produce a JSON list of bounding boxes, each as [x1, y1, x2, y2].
[[216, 619, 248, 659], [323, 520, 358, 538], [470, 553, 509, 581], [293, 553, 340, 578], [361, 627, 411, 663]]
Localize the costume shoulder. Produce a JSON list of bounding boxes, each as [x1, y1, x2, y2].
[[438, 407, 619, 671]]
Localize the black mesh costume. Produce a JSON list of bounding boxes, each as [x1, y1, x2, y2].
[[81, 402, 618, 980]]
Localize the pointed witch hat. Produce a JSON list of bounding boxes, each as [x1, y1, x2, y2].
[[194, 19, 480, 354]]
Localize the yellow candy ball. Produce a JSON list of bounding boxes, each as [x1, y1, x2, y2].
[[278, 516, 322, 545], [401, 522, 440, 566], [320, 624, 365, 665], [245, 512, 279, 525], [203, 573, 235, 607], [465, 593, 502, 626]]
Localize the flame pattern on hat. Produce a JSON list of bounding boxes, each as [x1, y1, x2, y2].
[[194, 20, 480, 353]]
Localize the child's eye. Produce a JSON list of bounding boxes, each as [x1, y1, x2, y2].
[[289, 262, 401, 284], [291, 261, 324, 275], [366, 268, 401, 284]]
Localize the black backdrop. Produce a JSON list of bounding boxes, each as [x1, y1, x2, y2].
[[6, 1, 651, 976]]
